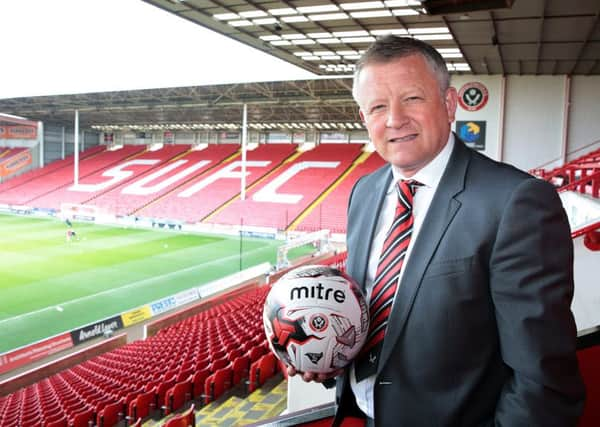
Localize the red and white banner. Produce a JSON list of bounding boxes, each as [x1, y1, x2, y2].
[[0, 333, 74, 375]]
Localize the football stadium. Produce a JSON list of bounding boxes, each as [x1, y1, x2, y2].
[[1, 0, 600, 426]]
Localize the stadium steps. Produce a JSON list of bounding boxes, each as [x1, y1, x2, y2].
[[141, 376, 286, 427], [195, 376, 287, 426], [131, 146, 241, 217], [200, 147, 303, 223], [286, 149, 372, 231]]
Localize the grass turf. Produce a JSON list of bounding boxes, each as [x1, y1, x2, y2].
[[0, 214, 313, 353]]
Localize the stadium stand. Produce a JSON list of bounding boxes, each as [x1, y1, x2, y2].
[[140, 143, 296, 223], [294, 151, 385, 233], [0, 145, 105, 193], [0, 145, 145, 206], [208, 143, 363, 230], [0, 285, 271, 427], [31, 144, 189, 211], [532, 147, 600, 197]]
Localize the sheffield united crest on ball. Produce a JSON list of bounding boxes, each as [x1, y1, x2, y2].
[[263, 265, 369, 374]]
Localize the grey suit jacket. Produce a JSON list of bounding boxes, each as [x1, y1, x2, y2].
[[334, 139, 585, 427]]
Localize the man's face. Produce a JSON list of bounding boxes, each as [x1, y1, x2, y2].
[[354, 54, 457, 177]]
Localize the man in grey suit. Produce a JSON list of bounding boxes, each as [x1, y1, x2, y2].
[[294, 36, 585, 426]]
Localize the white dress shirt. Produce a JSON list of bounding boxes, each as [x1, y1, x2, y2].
[[349, 134, 455, 418]]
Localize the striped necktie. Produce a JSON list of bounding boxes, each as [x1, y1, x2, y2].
[[355, 179, 421, 381]]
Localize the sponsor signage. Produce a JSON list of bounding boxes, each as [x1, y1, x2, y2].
[[457, 120, 486, 150], [121, 306, 152, 327], [0, 125, 37, 140], [0, 333, 74, 375], [164, 131, 174, 144], [104, 133, 114, 143], [0, 149, 32, 177], [70, 316, 123, 345], [458, 82, 489, 112]]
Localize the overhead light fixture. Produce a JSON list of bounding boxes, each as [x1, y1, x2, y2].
[[270, 40, 292, 45], [297, 5, 339, 13], [282, 16, 309, 22], [340, 1, 385, 10], [441, 53, 462, 58], [437, 48, 461, 53], [282, 33, 306, 40], [408, 27, 450, 34], [336, 50, 358, 55], [268, 8, 297, 16], [253, 18, 278, 25], [413, 34, 453, 40], [239, 10, 268, 18], [392, 8, 419, 15], [341, 36, 376, 43], [371, 28, 409, 36], [384, 0, 420, 6], [213, 13, 239, 20], [321, 55, 342, 60], [260, 35, 281, 41], [333, 30, 370, 38], [304, 56, 321, 60], [351, 10, 392, 18], [309, 13, 349, 21], [314, 50, 334, 56], [317, 38, 342, 44], [292, 39, 316, 45], [308, 32, 332, 38], [229, 20, 253, 27]]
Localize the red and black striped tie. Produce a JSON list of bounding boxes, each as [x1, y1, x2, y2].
[[355, 179, 421, 381]]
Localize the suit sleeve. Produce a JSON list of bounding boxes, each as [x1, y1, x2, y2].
[[489, 178, 585, 426]]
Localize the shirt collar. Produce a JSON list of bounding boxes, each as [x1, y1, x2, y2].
[[387, 133, 455, 194]]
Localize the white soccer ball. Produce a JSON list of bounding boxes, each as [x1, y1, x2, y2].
[[263, 265, 369, 374]]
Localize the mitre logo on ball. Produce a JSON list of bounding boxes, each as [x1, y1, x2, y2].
[[263, 265, 369, 374]]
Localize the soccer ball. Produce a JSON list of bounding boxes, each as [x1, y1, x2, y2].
[[263, 265, 369, 374]]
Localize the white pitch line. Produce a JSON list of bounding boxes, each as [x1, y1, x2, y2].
[[0, 245, 271, 325]]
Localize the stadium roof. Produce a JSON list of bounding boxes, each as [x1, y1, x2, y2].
[[0, 79, 359, 130], [143, 0, 600, 76], [0, 0, 598, 130]]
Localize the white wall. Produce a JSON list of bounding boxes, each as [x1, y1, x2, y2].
[[572, 235, 600, 332], [568, 76, 600, 159], [447, 75, 600, 173], [503, 76, 566, 171]]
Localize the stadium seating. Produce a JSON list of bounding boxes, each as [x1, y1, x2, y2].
[[31, 144, 189, 211], [0, 145, 145, 206], [295, 151, 385, 233], [208, 143, 363, 229], [533, 147, 600, 197], [162, 403, 195, 427], [140, 143, 296, 223], [0, 285, 271, 427], [0, 145, 105, 194]]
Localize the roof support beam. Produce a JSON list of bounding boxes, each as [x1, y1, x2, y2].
[[535, 0, 547, 75]]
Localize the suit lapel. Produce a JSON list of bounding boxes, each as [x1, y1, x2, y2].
[[378, 141, 471, 373], [352, 166, 393, 291]]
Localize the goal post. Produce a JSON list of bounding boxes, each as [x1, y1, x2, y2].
[[276, 229, 332, 270]]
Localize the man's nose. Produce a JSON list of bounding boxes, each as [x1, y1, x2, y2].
[[386, 103, 409, 128]]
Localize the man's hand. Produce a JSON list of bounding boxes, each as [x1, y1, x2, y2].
[[287, 365, 344, 383]]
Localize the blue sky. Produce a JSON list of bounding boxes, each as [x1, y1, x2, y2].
[[0, 0, 316, 99]]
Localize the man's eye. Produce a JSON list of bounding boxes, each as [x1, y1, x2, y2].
[[371, 105, 385, 113], [406, 96, 422, 102]]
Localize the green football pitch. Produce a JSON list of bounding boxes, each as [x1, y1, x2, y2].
[[0, 214, 313, 354]]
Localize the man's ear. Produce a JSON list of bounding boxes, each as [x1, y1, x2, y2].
[[445, 87, 458, 123], [359, 109, 366, 124]]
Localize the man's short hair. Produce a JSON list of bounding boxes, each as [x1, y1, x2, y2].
[[352, 35, 450, 99]]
